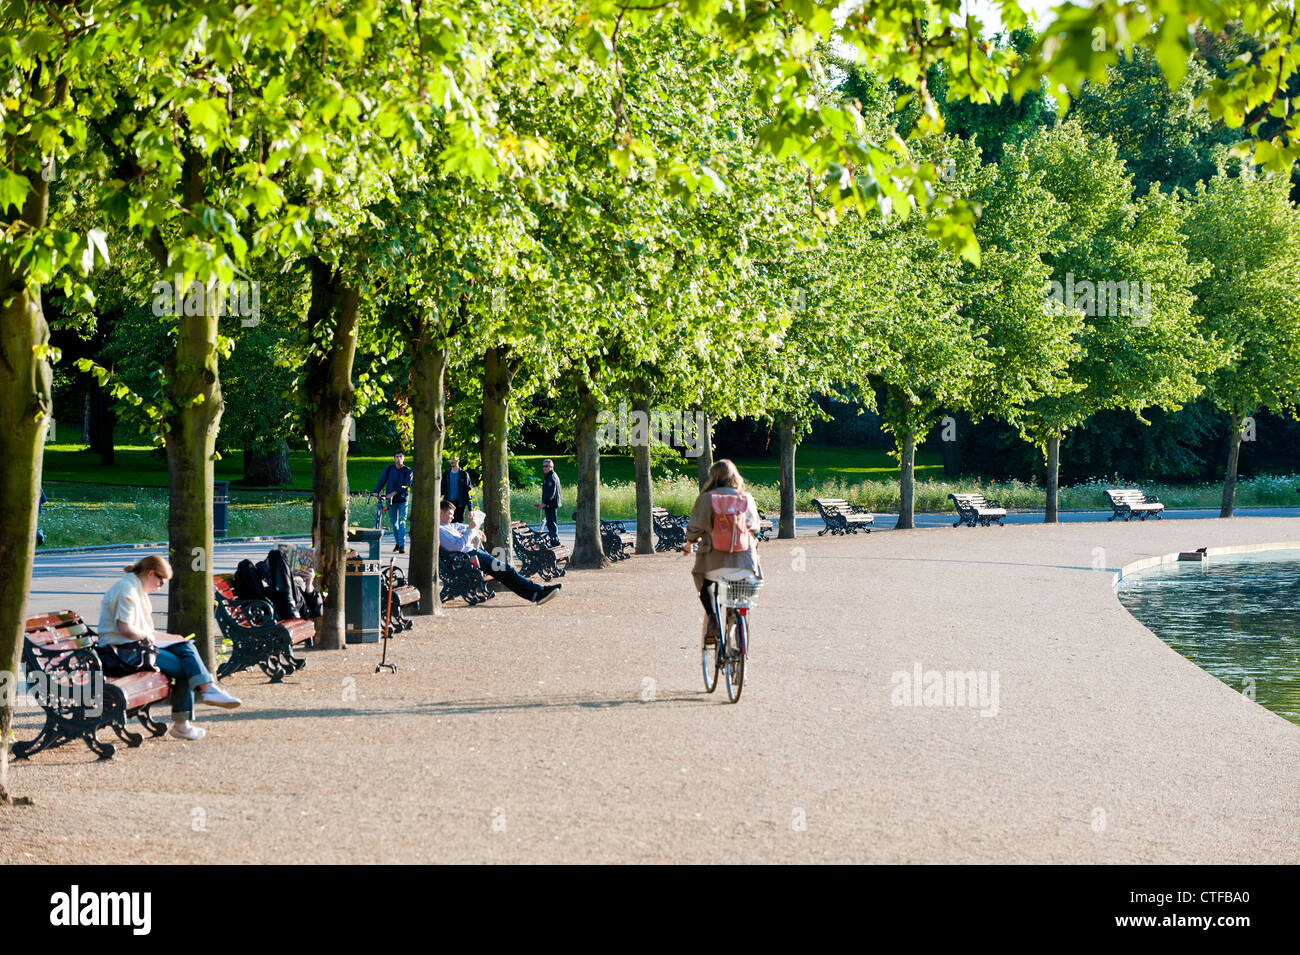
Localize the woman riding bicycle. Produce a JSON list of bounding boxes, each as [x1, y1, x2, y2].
[[683, 459, 763, 642]]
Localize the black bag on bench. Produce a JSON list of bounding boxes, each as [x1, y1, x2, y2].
[[99, 640, 159, 677]]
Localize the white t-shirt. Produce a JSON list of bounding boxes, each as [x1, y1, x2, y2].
[[98, 573, 154, 646]]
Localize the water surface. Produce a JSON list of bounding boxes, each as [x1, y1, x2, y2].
[[1117, 550, 1300, 726]]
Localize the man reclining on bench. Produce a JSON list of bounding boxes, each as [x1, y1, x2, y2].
[[438, 500, 562, 605]]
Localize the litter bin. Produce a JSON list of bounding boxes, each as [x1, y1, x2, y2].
[[213, 481, 229, 539], [344, 527, 382, 644]]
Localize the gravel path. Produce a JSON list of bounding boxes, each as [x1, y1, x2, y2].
[[5, 517, 1299, 863]]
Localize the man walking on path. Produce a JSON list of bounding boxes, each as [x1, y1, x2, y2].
[[438, 501, 561, 604], [373, 450, 414, 553], [441, 457, 474, 523], [540, 459, 561, 544]]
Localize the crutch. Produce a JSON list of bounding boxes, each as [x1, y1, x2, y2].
[[376, 557, 398, 673]]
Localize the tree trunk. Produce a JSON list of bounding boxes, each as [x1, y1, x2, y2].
[[571, 374, 607, 568], [779, 414, 797, 539], [481, 345, 518, 562], [162, 153, 224, 668], [408, 317, 447, 614], [305, 259, 360, 650], [632, 392, 654, 554], [695, 407, 714, 488], [1221, 414, 1246, 518], [0, 160, 54, 800], [163, 305, 223, 668], [1044, 434, 1061, 524], [896, 432, 917, 530], [243, 440, 292, 486]]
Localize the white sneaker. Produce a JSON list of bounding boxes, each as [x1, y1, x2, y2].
[[169, 721, 206, 741], [200, 685, 242, 709]]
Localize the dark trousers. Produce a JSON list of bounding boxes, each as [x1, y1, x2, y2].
[[699, 583, 720, 629], [468, 548, 544, 601], [452, 501, 468, 523], [541, 505, 559, 542]]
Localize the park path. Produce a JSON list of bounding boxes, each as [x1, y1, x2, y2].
[[27, 506, 1300, 624], [5, 515, 1299, 863]]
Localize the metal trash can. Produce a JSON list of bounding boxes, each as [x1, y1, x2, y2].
[[213, 480, 229, 539], [344, 527, 382, 644]]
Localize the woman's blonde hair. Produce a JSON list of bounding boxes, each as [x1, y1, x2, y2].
[[124, 555, 172, 579], [702, 458, 744, 493]]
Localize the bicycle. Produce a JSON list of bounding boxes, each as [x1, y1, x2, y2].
[[368, 492, 392, 541], [701, 568, 762, 703]]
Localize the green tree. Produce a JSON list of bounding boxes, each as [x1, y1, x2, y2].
[[1012, 123, 1222, 520], [1182, 165, 1300, 516]]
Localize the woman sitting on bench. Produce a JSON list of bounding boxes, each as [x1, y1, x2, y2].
[[99, 555, 241, 741]]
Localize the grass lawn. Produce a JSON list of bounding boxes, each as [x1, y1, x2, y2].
[[40, 442, 937, 492]]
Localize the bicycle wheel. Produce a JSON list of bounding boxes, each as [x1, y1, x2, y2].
[[701, 617, 720, 693], [723, 611, 745, 703]]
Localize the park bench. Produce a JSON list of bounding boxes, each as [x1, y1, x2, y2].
[[13, 611, 171, 761], [1105, 488, 1165, 521], [812, 498, 874, 536], [381, 563, 421, 633], [572, 511, 636, 561], [213, 573, 313, 682], [757, 509, 774, 541], [949, 493, 1007, 527], [438, 550, 496, 606], [651, 507, 689, 552], [602, 520, 636, 560], [511, 520, 569, 580]]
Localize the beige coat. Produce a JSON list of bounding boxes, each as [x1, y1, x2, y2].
[[686, 486, 763, 590]]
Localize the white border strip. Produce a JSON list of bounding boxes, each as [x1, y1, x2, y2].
[[1113, 540, 1300, 589]]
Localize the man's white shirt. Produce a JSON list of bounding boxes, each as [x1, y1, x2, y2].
[[438, 522, 479, 553]]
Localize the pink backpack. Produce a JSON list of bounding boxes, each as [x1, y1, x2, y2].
[[710, 491, 752, 553]]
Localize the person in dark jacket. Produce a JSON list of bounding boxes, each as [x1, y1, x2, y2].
[[252, 549, 323, 620], [440, 456, 474, 523], [540, 459, 561, 544], [373, 450, 414, 552]]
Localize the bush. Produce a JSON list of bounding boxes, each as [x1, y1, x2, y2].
[[509, 454, 540, 489]]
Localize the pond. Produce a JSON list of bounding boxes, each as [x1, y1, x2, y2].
[[1117, 549, 1300, 727]]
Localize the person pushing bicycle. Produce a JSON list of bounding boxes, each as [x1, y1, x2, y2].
[[683, 459, 763, 643], [372, 450, 414, 553]]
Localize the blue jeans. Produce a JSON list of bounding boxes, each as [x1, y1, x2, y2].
[[389, 501, 408, 548], [468, 548, 545, 601], [153, 641, 215, 721]]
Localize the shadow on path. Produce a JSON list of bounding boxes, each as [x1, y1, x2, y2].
[[202, 692, 711, 722]]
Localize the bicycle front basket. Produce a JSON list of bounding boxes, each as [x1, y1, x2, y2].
[[722, 575, 763, 609]]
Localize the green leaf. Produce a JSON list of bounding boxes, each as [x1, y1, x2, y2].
[[0, 169, 30, 212]]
